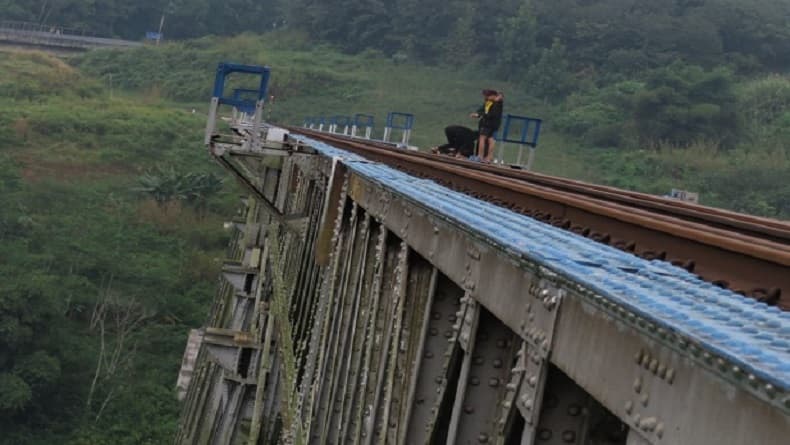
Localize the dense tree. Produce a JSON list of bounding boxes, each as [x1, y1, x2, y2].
[[4, 0, 788, 77], [632, 63, 738, 147]]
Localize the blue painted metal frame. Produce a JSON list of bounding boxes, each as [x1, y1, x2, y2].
[[354, 113, 375, 129], [212, 62, 271, 109], [500, 114, 543, 147], [232, 88, 261, 114], [330, 115, 352, 127], [385, 112, 415, 130]]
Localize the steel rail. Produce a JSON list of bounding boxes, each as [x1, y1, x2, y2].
[[291, 128, 790, 243], [287, 128, 790, 309]]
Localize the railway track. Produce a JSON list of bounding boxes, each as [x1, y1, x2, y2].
[[287, 127, 790, 310]]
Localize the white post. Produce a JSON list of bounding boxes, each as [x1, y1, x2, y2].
[[251, 100, 264, 149], [496, 142, 505, 165], [156, 14, 165, 46], [204, 97, 219, 146], [526, 146, 536, 171]]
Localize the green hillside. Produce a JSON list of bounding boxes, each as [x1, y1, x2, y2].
[[77, 34, 790, 218], [0, 51, 232, 445]]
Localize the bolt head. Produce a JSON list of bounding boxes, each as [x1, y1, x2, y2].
[[562, 430, 577, 443]]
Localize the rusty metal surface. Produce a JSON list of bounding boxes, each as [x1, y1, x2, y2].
[[290, 128, 790, 243], [289, 128, 790, 310]]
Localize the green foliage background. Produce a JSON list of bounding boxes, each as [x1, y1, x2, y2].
[[0, 52, 234, 444]]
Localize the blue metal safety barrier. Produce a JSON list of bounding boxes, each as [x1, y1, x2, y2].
[[232, 88, 262, 115], [212, 63, 271, 109], [303, 116, 327, 131], [383, 112, 415, 145], [303, 111, 413, 145], [329, 115, 352, 135], [494, 114, 543, 170], [206, 63, 271, 146], [352, 114, 375, 138]]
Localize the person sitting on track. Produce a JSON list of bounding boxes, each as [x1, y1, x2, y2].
[[431, 125, 478, 158], [471, 89, 504, 162]]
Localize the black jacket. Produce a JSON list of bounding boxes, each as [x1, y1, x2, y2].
[[477, 100, 503, 130], [438, 125, 477, 157]]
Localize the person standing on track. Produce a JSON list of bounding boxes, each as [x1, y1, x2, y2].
[[471, 89, 504, 162]]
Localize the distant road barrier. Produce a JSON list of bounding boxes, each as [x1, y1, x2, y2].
[[0, 20, 141, 50]]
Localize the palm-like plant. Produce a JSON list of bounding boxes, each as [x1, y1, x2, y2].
[[134, 166, 224, 213]]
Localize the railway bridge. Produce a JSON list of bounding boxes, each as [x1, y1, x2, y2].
[[175, 63, 790, 444]]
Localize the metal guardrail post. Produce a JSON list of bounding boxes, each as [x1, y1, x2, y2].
[[328, 116, 350, 135], [497, 115, 543, 170], [352, 114, 375, 139], [384, 112, 415, 145], [205, 63, 271, 148]]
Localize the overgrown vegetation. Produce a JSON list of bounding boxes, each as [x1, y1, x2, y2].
[[0, 51, 234, 444]]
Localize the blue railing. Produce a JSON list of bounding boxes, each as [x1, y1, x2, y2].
[[212, 63, 271, 110], [500, 114, 542, 147]]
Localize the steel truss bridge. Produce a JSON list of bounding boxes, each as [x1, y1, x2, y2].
[[175, 64, 790, 444]]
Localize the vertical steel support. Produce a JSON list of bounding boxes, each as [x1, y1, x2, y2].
[[329, 214, 374, 445], [314, 202, 361, 444], [347, 227, 389, 443], [379, 244, 410, 443], [250, 99, 264, 149], [401, 129, 411, 146], [205, 97, 220, 146], [362, 240, 408, 445], [516, 348, 550, 444], [404, 279, 465, 443], [525, 147, 536, 171], [445, 297, 480, 445], [540, 372, 591, 444], [316, 159, 347, 266], [398, 267, 439, 445]]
